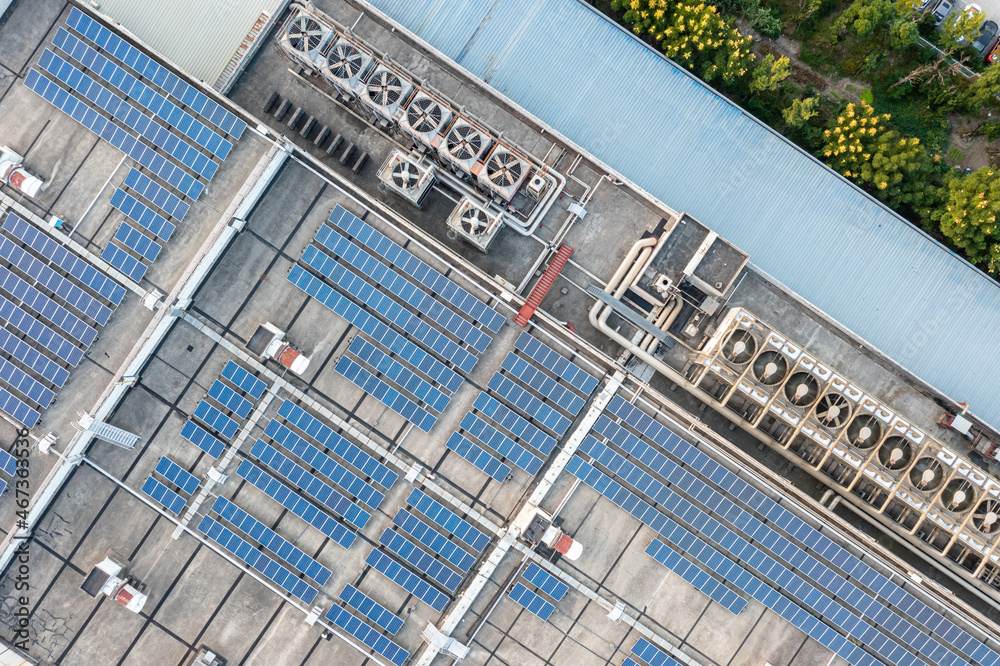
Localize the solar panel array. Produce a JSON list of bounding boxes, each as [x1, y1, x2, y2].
[[0, 448, 16, 497], [522, 562, 568, 601], [406, 488, 490, 553], [123, 168, 189, 221], [392, 509, 476, 572], [347, 336, 450, 414], [508, 582, 554, 621], [109, 190, 175, 241], [444, 432, 510, 482], [181, 362, 267, 459], [377, 528, 462, 592], [0, 213, 125, 428], [323, 604, 409, 666], [153, 456, 199, 495], [141, 476, 186, 515], [339, 584, 404, 635], [365, 548, 449, 612], [645, 538, 747, 614], [507, 561, 568, 622], [335, 356, 437, 432], [630, 638, 681, 666]]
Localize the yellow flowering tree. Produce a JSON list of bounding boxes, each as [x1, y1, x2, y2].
[[611, 0, 673, 37], [934, 168, 1000, 273]]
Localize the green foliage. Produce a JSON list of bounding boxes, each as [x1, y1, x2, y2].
[[833, 0, 896, 38], [889, 18, 919, 49], [783, 96, 821, 127], [860, 87, 874, 104], [940, 7, 983, 51], [933, 167, 1000, 273], [960, 63, 1000, 111], [750, 54, 792, 94]]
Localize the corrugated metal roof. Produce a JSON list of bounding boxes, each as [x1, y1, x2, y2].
[[95, 0, 285, 86], [366, 0, 1000, 428]]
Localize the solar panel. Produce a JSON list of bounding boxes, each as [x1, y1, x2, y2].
[[212, 496, 331, 585], [100, 243, 147, 283], [406, 488, 490, 553], [1, 212, 126, 305], [121, 168, 189, 221], [112, 222, 160, 262], [0, 293, 83, 366], [299, 248, 477, 374], [335, 356, 437, 433], [472, 392, 556, 456], [328, 205, 505, 333], [265, 419, 384, 509], [487, 374, 571, 435], [180, 420, 226, 458], [109, 189, 175, 241], [392, 509, 475, 572], [221, 361, 266, 399], [197, 515, 317, 604], [501, 352, 585, 415], [646, 538, 747, 615], [348, 336, 449, 413], [194, 400, 239, 439], [631, 638, 682, 666], [236, 460, 355, 550], [0, 388, 38, 429], [339, 584, 404, 635], [522, 563, 568, 601], [323, 604, 409, 666], [315, 227, 492, 353], [0, 236, 111, 325], [514, 331, 598, 395], [365, 548, 449, 612], [278, 400, 397, 488], [508, 582, 554, 621], [378, 528, 462, 592], [0, 266, 97, 346], [0, 354, 53, 407], [66, 8, 247, 139], [0, 448, 17, 476], [460, 411, 542, 475], [251, 439, 370, 530], [208, 379, 253, 419], [286, 265, 463, 392], [153, 456, 200, 495], [445, 432, 510, 483], [141, 475, 185, 515]]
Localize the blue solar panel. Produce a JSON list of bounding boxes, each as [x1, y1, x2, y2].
[[406, 488, 490, 553], [265, 419, 384, 510], [0, 293, 83, 366], [487, 374, 571, 435], [631, 638, 682, 666], [460, 410, 541, 475], [208, 380, 253, 418], [0, 328, 68, 388], [0, 266, 97, 346], [0, 448, 16, 476], [121, 168, 189, 221], [194, 400, 239, 439], [0, 388, 38, 429], [472, 392, 556, 456], [323, 604, 409, 666], [180, 420, 225, 458], [2, 212, 125, 305], [514, 331, 598, 395], [522, 563, 568, 601], [646, 538, 747, 614], [445, 432, 510, 482], [100, 243, 147, 282], [508, 582, 554, 621], [212, 496, 331, 585], [251, 439, 370, 530], [501, 352, 585, 415], [197, 515, 317, 604], [278, 400, 397, 488], [141, 475, 186, 515], [154, 455, 200, 495], [236, 460, 355, 550], [339, 584, 404, 635], [365, 548, 449, 612], [348, 336, 449, 413], [23, 69, 203, 198], [109, 189, 175, 241], [393, 509, 475, 572], [379, 528, 462, 592], [221, 361, 266, 399], [0, 354, 53, 407], [315, 226, 492, 353], [66, 9, 247, 139], [335, 356, 437, 432], [328, 205, 505, 333], [112, 222, 160, 261]]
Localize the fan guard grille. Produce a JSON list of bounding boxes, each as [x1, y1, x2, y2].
[[407, 98, 443, 133], [878, 436, 914, 470], [973, 500, 1000, 534], [846, 415, 883, 450], [367, 70, 404, 106], [391, 161, 419, 189], [751, 351, 788, 386], [815, 393, 851, 429], [445, 125, 483, 161], [486, 151, 524, 188], [460, 208, 490, 235], [286, 17, 324, 52], [941, 479, 976, 513], [722, 330, 756, 365], [783, 372, 819, 406], [907, 456, 944, 489], [327, 43, 364, 80]]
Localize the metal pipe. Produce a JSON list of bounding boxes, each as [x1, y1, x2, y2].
[[588, 236, 657, 331], [643, 297, 680, 353]]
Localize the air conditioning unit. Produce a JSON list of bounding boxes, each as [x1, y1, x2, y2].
[[361, 63, 414, 123], [939, 477, 977, 515], [972, 499, 1000, 536], [438, 117, 491, 175], [476, 143, 530, 202], [278, 10, 336, 72], [377, 149, 437, 208], [525, 171, 548, 200], [447, 197, 503, 253], [400, 90, 452, 150], [321, 35, 374, 98]]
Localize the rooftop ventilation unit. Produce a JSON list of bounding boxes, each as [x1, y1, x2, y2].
[[438, 118, 491, 175], [400, 91, 453, 150], [907, 456, 945, 490], [321, 36, 374, 98], [477, 144, 530, 202], [751, 351, 788, 387], [783, 372, 820, 407], [377, 149, 437, 208], [847, 414, 883, 450], [278, 11, 335, 71], [815, 392, 852, 430], [362, 63, 414, 123], [447, 197, 504, 253], [722, 329, 757, 367], [973, 499, 1000, 535], [941, 478, 976, 514], [879, 436, 915, 471]]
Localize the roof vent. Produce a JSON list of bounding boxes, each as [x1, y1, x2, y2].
[[477, 144, 530, 202], [879, 436, 914, 470], [846, 414, 882, 450], [321, 36, 374, 98], [362, 63, 414, 123], [815, 392, 851, 429], [907, 456, 944, 489], [783, 372, 819, 407], [400, 91, 452, 149], [722, 329, 756, 366]]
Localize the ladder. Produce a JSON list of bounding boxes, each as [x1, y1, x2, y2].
[[514, 244, 574, 327]]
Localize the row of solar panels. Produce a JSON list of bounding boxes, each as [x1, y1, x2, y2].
[[0, 448, 18, 497], [506, 562, 569, 621], [140, 455, 201, 516], [180, 361, 266, 459]]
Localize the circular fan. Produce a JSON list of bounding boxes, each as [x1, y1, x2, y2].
[[406, 97, 443, 133], [815, 392, 851, 429], [941, 479, 976, 513], [846, 414, 883, 450], [391, 161, 420, 189], [751, 351, 788, 386], [907, 456, 944, 490], [973, 499, 1000, 535], [326, 42, 364, 79], [722, 329, 756, 365], [446, 124, 483, 161], [783, 372, 819, 407], [286, 17, 324, 52], [367, 70, 403, 106], [461, 207, 490, 235], [878, 436, 914, 470], [486, 151, 524, 188]]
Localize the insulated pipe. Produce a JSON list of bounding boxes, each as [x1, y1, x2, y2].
[[588, 236, 657, 331], [595, 243, 654, 335], [643, 296, 681, 353]]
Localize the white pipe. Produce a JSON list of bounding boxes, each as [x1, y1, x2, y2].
[[643, 297, 681, 353], [595, 242, 654, 334], [588, 236, 657, 331]]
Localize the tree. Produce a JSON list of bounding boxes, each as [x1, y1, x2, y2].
[[960, 62, 1000, 111], [783, 96, 819, 129], [888, 18, 919, 49], [940, 6, 982, 51], [611, 0, 673, 37], [933, 168, 1000, 273], [655, 0, 755, 84], [749, 54, 791, 95], [833, 0, 896, 37]]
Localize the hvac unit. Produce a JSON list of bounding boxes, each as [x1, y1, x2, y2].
[[907, 456, 945, 491], [814, 392, 852, 431], [438, 117, 491, 175], [400, 91, 453, 150], [940, 478, 976, 514], [377, 149, 437, 208], [278, 11, 336, 71], [973, 499, 1000, 535], [321, 36, 374, 98], [362, 63, 414, 123], [783, 372, 820, 408], [721, 329, 758, 367], [477, 144, 530, 202], [447, 197, 504, 253], [846, 414, 883, 450], [525, 171, 548, 200]]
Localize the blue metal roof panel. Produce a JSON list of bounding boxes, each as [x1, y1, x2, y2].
[[366, 0, 1000, 429]]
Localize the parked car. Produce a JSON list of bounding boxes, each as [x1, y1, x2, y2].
[[934, 0, 955, 25], [988, 39, 1000, 62], [973, 20, 999, 56]]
